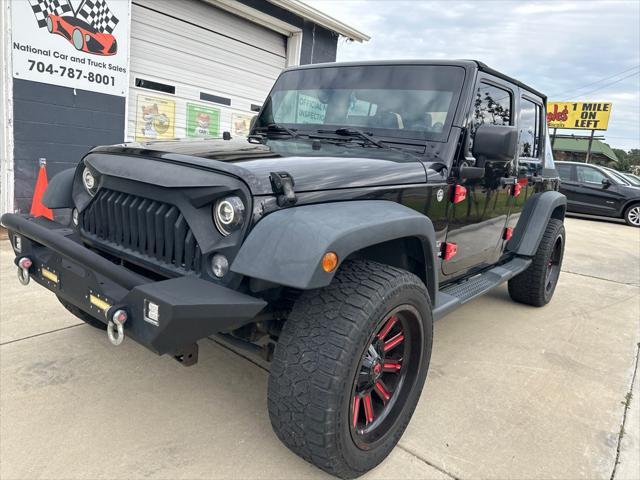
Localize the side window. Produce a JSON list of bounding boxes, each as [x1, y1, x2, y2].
[[519, 98, 542, 158], [556, 164, 573, 181], [576, 165, 606, 184], [470, 82, 512, 152]]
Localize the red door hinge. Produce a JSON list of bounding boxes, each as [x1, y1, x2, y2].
[[503, 227, 513, 241], [441, 242, 458, 260], [511, 183, 522, 197], [451, 185, 467, 204]]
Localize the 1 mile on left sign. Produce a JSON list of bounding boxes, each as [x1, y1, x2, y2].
[[11, 0, 130, 97]]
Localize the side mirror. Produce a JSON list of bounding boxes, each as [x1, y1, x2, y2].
[[472, 124, 518, 166], [602, 178, 612, 188]]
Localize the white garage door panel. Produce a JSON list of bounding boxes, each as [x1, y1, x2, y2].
[[132, 9, 285, 72], [128, 0, 287, 141], [134, 0, 286, 57], [132, 18, 284, 89], [131, 49, 278, 103]]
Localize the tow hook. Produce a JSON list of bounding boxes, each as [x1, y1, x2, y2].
[[107, 309, 128, 346], [17, 257, 32, 286]]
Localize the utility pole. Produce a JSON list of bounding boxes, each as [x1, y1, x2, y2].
[[585, 129, 595, 164]]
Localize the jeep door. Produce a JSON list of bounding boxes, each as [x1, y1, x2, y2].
[[572, 164, 626, 216], [502, 93, 545, 244], [442, 77, 516, 277]]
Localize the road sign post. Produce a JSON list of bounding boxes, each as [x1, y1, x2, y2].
[[585, 129, 595, 164]]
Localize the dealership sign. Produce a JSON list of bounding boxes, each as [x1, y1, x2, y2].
[[11, 0, 130, 96], [547, 102, 612, 130]]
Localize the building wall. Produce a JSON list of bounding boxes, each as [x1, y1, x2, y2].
[[12, 79, 125, 213], [238, 0, 338, 64]]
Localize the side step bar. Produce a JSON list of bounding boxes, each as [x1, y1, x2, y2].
[[433, 257, 532, 321]]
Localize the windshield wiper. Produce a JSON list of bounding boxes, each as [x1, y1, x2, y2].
[[316, 128, 385, 148], [314, 127, 424, 159], [255, 123, 299, 138]]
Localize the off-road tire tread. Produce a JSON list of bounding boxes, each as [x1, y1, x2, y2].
[[268, 260, 430, 479], [57, 296, 107, 330], [508, 219, 564, 306]]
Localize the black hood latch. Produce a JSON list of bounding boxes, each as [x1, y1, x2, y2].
[[269, 171, 297, 207]]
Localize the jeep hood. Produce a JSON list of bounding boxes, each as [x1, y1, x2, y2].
[[92, 139, 427, 195]]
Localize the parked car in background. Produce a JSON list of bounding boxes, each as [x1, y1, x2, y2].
[[556, 161, 640, 227]]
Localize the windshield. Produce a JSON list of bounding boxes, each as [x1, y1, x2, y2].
[[604, 167, 632, 185], [256, 65, 466, 142]]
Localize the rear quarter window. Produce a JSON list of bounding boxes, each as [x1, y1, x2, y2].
[[556, 164, 572, 181]]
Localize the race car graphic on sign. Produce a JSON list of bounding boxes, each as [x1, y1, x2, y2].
[[28, 0, 119, 56]]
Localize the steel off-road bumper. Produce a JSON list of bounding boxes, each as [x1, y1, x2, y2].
[[1, 213, 267, 359]]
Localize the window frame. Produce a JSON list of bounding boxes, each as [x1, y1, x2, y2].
[[555, 163, 576, 182], [518, 94, 543, 160], [467, 76, 515, 157]]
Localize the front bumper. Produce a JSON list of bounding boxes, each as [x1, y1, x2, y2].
[[1, 213, 267, 356]]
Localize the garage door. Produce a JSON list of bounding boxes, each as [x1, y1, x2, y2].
[[127, 0, 287, 141]]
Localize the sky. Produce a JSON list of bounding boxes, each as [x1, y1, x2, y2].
[[304, 0, 640, 151]]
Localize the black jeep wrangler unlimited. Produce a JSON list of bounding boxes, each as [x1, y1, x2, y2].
[[2, 60, 566, 478]]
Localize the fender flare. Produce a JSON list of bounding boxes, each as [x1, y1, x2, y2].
[[42, 168, 75, 209], [507, 191, 567, 257], [231, 200, 438, 298]]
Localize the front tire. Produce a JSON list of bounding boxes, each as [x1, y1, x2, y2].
[[268, 260, 433, 479], [508, 218, 565, 306], [624, 204, 640, 227]]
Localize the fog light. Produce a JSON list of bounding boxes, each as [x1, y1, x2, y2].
[[72, 208, 79, 226], [14, 235, 22, 253], [144, 299, 160, 326], [211, 254, 229, 278]]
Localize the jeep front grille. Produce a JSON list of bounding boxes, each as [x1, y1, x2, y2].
[[81, 189, 202, 272]]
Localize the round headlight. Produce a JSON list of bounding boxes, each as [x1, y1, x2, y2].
[[213, 196, 245, 236], [82, 167, 97, 195]]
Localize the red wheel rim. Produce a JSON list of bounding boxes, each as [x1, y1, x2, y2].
[[349, 305, 423, 448]]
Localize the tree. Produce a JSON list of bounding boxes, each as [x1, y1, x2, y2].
[[610, 148, 640, 172]]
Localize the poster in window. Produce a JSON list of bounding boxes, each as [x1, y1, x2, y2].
[[231, 113, 254, 137], [135, 94, 175, 141], [186, 103, 220, 138]]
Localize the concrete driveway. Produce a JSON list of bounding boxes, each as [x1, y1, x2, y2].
[[1, 217, 639, 480]]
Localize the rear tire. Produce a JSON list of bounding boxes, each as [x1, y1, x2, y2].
[[268, 260, 433, 479], [623, 204, 640, 227], [508, 218, 565, 307], [57, 296, 107, 330]]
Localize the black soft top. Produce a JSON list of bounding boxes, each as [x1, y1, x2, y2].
[[285, 59, 546, 101]]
